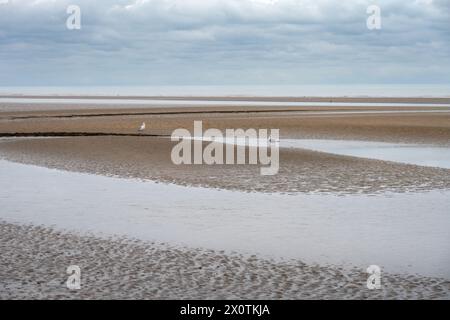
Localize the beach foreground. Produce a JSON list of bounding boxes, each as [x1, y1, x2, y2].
[[1, 222, 449, 300]]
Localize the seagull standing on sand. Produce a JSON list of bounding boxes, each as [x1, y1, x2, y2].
[[138, 122, 146, 132]]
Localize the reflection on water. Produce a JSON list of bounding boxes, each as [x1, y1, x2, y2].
[[196, 137, 450, 169], [0, 160, 449, 278], [282, 139, 450, 169]]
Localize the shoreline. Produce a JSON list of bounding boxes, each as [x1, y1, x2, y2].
[[1, 95, 450, 104]]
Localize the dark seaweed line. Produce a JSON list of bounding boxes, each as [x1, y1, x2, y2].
[[6, 108, 309, 120], [6, 106, 450, 121], [0, 132, 170, 138]]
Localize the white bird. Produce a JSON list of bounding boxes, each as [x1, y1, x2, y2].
[[138, 122, 146, 132]]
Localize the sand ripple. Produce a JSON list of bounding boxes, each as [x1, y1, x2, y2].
[[1, 223, 448, 300]]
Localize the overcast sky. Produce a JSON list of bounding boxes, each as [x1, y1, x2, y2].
[[0, 0, 449, 86]]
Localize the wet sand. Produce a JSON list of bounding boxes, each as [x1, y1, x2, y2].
[[0, 97, 449, 299], [1, 136, 449, 195], [1, 99, 449, 194], [1, 101, 450, 145], [1, 222, 448, 300]]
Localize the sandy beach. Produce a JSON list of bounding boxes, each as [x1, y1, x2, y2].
[[1, 222, 448, 300], [2, 0, 450, 305], [0, 96, 449, 299]]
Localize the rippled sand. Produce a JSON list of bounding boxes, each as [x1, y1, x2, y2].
[[1, 101, 449, 195], [1, 223, 448, 300], [1, 136, 449, 195]]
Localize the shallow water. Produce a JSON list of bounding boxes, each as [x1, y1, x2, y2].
[[0, 160, 449, 278], [194, 137, 450, 169], [1, 97, 450, 108], [283, 139, 450, 169]]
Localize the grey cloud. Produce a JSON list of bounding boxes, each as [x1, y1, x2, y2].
[[0, 0, 448, 86]]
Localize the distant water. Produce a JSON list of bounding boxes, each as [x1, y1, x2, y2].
[[2, 98, 450, 108], [0, 84, 449, 97]]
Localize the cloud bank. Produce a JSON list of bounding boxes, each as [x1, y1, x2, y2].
[[0, 0, 449, 85]]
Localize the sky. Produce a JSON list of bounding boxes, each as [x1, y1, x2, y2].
[[0, 0, 449, 86]]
